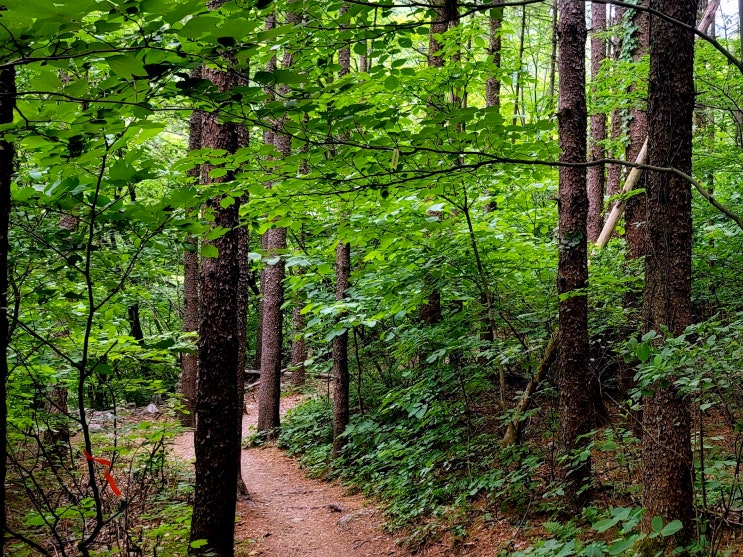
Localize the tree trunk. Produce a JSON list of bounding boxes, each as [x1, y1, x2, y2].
[[618, 1, 649, 428], [606, 5, 626, 197], [641, 0, 697, 541], [332, 242, 351, 458], [257, 8, 300, 436], [486, 1, 503, 108], [624, 4, 649, 262], [0, 66, 16, 557], [180, 86, 203, 429], [556, 0, 591, 511], [189, 37, 241, 557], [235, 76, 251, 500], [290, 305, 307, 386], [256, 225, 285, 436], [128, 303, 144, 342], [587, 2, 606, 243]]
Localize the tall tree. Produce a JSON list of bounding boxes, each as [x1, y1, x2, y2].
[[624, 4, 649, 263], [257, 6, 301, 435], [420, 0, 458, 325], [190, 1, 242, 552], [332, 12, 352, 458], [0, 65, 16, 557], [332, 240, 351, 458], [606, 5, 626, 197], [587, 2, 607, 243], [179, 70, 203, 428], [556, 0, 591, 510], [486, 2, 503, 109], [641, 0, 698, 540]]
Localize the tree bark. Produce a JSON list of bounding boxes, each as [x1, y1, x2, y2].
[[618, 2, 649, 428], [486, 2, 503, 108], [189, 33, 241, 557], [587, 2, 607, 243], [641, 0, 697, 540], [606, 5, 626, 197], [290, 305, 307, 386], [257, 7, 300, 436], [556, 0, 591, 510], [256, 224, 286, 435], [332, 241, 351, 458], [624, 3, 649, 262], [0, 65, 16, 557], [180, 83, 203, 428]]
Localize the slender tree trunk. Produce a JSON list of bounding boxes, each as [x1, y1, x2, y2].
[[606, 5, 626, 197], [235, 83, 251, 500], [641, 0, 697, 541], [256, 224, 285, 435], [254, 13, 277, 375], [556, 0, 591, 510], [331, 11, 353, 458], [421, 0, 457, 325], [180, 84, 203, 428], [190, 12, 241, 553], [624, 4, 649, 263], [290, 304, 307, 386], [548, 0, 558, 103], [587, 3, 606, 243], [257, 7, 300, 436], [332, 241, 351, 458], [618, 2, 649, 436], [514, 5, 527, 126], [486, 2, 503, 108], [0, 65, 16, 557]]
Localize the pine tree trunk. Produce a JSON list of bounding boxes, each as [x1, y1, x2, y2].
[[486, 2, 503, 108], [180, 89, 203, 428], [290, 305, 307, 386], [556, 0, 591, 511], [257, 7, 300, 435], [332, 241, 351, 458], [190, 43, 241, 557], [641, 0, 697, 540], [618, 2, 649, 428], [624, 4, 649, 262], [587, 2, 606, 243], [606, 5, 626, 197], [0, 66, 16, 557], [256, 226, 285, 435]]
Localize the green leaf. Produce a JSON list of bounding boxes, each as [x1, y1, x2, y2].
[[636, 343, 650, 363], [660, 520, 683, 537], [384, 75, 399, 90], [190, 539, 208, 549], [107, 55, 148, 79], [593, 517, 620, 533], [607, 538, 634, 555], [650, 516, 663, 533], [201, 244, 219, 258]]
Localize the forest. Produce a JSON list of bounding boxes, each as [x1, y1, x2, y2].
[[2, 0, 743, 555]]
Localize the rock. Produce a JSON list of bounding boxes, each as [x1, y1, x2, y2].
[[145, 403, 159, 414]]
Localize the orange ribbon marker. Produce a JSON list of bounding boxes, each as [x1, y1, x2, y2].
[[83, 450, 122, 497]]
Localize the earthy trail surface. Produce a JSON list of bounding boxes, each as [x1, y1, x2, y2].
[[172, 394, 414, 557]]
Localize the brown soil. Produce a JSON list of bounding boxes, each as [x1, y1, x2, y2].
[[172, 393, 414, 557]]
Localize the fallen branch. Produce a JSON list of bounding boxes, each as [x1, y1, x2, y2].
[[594, 138, 648, 249], [502, 332, 558, 447]]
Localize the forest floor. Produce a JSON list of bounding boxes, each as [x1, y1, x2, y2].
[[171, 392, 529, 556]]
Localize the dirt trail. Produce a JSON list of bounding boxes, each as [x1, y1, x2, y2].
[[172, 394, 412, 557]]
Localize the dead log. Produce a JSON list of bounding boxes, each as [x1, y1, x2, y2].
[[502, 333, 558, 447]]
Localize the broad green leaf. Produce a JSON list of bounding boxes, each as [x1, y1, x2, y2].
[[107, 55, 148, 79], [201, 244, 219, 259]]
